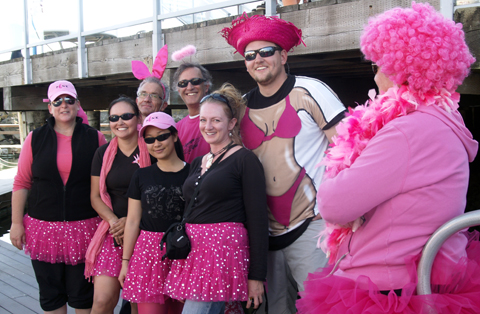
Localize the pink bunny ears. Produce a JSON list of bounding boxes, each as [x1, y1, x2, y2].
[[131, 45, 168, 80], [172, 45, 197, 62]]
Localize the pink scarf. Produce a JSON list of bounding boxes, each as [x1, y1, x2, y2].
[[319, 85, 460, 264], [84, 136, 151, 278]]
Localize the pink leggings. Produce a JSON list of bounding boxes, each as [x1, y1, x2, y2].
[[137, 299, 184, 314]]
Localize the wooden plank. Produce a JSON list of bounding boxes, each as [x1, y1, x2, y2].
[[455, 6, 480, 70], [3, 87, 11, 111], [0, 60, 23, 88], [0, 290, 38, 314], [10, 295, 41, 314], [0, 250, 36, 276], [0, 269, 39, 299], [458, 72, 480, 95], [31, 50, 78, 84], [88, 36, 152, 78], [0, 259, 38, 287]]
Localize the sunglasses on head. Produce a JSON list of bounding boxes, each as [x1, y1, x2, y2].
[[200, 93, 234, 116], [108, 113, 136, 122], [177, 78, 206, 88], [144, 132, 171, 144], [244, 46, 282, 62], [52, 97, 76, 107], [372, 63, 379, 75]]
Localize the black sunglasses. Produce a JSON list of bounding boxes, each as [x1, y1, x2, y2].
[[200, 93, 234, 116], [52, 97, 76, 107], [372, 63, 379, 75], [244, 46, 282, 61], [108, 113, 136, 122], [177, 78, 206, 88], [144, 132, 171, 144]]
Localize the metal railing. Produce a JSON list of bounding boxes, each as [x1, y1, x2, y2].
[[417, 209, 480, 295], [1, 0, 276, 85]]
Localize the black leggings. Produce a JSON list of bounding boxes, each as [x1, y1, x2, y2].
[[31, 260, 93, 311]]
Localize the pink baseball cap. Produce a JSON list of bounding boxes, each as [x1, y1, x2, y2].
[[44, 80, 77, 103], [139, 112, 177, 137]]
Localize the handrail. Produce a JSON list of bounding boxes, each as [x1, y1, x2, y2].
[[0, 0, 265, 56], [417, 210, 480, 295]]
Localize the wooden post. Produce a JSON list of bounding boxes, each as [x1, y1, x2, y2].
[[18, 112, 27, 145], [25, 111, 49, 134], [86, 110, 101, 130]]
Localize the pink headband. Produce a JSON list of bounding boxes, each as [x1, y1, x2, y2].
[[131, 45, 168, 96]]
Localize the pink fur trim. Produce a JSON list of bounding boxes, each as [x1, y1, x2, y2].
[[172, 45, 197, 62]]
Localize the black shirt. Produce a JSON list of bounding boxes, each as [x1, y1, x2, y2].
[[127, 163, 190, 232], [91, 143, 155, 218], [183, 148, 268, 281]]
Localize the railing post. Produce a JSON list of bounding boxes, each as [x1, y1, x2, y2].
[[23, 0, 32, 85], [77, 0, 88, 78], [440, 0, 454, 19], [153, 0, 164, 58], [18, 112, 27, 146], [265, 0, 277, 16]]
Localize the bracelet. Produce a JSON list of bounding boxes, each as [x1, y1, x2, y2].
[[122, 258, 130, 261]]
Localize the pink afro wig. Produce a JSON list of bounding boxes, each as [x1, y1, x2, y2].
[[360, 2, 475, 94]]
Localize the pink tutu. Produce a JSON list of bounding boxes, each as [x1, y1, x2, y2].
[[122, 230, 171, 304], [92, 233, 123, 277], [297, 232, 480, 314], [24, 215, 101, 265], [164, 222, 249, 302]]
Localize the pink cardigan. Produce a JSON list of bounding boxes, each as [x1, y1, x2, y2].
[[318, 104, 478, 290]]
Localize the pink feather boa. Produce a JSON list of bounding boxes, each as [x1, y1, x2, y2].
[[318, 85, 460, 264]]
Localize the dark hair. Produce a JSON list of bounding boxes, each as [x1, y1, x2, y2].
[[168, 126, 185, 161], [173, 62, 212, 92], [108, 96, 139, 116]]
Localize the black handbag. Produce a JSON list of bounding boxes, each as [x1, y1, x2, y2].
[[160, 145, 234, 260], [160, 222, 190, 260]]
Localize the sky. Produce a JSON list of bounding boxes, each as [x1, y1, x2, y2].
[[0, 0, 259, 61]]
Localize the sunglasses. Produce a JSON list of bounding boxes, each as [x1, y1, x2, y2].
[[108, 113, 136, 122], [52, 97, 76, 107], [372, 63, 379, 75], [144, 132, 171, 144], [200, 93, 234, 116], [244, 46, 282, 61], [177, 78, 206, 88]]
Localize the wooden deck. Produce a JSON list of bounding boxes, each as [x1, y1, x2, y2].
[[0, 238, 122, 313], [0, 167, 16, 196]]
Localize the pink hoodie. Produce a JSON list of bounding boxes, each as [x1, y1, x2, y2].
[[318, 104, 478, 290]]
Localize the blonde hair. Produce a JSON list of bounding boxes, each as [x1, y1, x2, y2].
[[200, 83, 246, 145]]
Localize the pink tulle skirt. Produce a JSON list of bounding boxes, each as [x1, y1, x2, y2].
[[164, 222, 249, 302], [122, 230, 170, 304], [92, 233, 123, 277], [24, 215, 101, 265], [297, 232, 480, 314]]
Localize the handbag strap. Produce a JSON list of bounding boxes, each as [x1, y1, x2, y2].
[[182, 142, 236, 221]]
